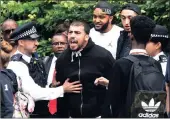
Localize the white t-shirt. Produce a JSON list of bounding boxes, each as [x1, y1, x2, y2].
[[89, 25, 123, 58]]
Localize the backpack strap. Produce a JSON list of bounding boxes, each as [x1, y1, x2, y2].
[[148, 56, 163, 73], [123, 55, 138, 116]]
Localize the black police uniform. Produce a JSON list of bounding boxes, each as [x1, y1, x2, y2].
[[9, 22, 58, 118]]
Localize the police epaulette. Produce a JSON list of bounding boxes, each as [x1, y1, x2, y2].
[[11, 54, 23, 61], [159, 55, 168, 63]]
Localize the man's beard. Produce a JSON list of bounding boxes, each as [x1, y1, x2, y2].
[[94, 20, 109, 33], [69, 42, 85, 52]]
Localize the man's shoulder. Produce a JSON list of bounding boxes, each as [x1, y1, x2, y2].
[[8, 60, 28, 72], [112, 25, 123, 32], [42, 54, 54, 64], [116, 57, 132, 66], [11, 53, 23, 61], [93, 44, 111, 55], [125, 55, 162, 70], [90, 27, 95, 32], [56, 49, 70, 66], [89, 28, 99, 37]]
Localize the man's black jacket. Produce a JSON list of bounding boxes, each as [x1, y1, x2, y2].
[[55, 39, 115, 118], [116, 30, 131, 60]]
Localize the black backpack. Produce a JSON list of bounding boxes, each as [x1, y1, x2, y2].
[[124, 55, 166, 118]]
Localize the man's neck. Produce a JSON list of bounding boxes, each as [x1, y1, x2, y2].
[[131, 45, 145, 50], [101, 24, 113, 33], [11, 46, 17, 56], [131, 40, 146, 50], [17, 47, 32, 57], [153, 49, 162, 57]]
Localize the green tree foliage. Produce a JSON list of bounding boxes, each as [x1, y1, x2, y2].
[[0, 0, 169, 57]]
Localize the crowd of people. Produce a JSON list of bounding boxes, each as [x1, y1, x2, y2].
[[0, 1, 170, 118]]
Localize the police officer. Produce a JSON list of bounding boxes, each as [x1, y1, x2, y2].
[[7, 22, 82, 117], [146, 24, 170, 75]]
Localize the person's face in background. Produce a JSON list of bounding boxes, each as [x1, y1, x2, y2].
[[146, 41, 161, 57], [120, 9, 137, 32], [2, 21, 18, 42], [18, 39, 39, 57], [51, 34, 68, 54], [93, 8, 113, 33]]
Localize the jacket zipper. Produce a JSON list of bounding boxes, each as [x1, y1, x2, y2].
[[110, 104, 113, 116], [78, 57, 83, 116]]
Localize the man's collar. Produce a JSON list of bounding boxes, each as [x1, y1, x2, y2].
[[129, 49, 148, 55], [70, 38, 95, 62], [153, 52, 164, 61], [14, 50, 32, 63]]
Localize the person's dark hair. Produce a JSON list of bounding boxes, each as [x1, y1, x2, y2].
[[150, 38, 169, 53], [0, 40, 13, 68], [70, 21, 90, 34], [52, 33, 68, 43], [130, 15, 156, 45], [1, 19, 17, 31], [55, 21, 70, 34], [121, 3, 141, 15]]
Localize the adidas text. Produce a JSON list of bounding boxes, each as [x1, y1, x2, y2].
[[138, 113, 159, 118]]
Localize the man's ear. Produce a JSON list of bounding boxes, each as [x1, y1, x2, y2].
[[109, 16, 113, 23], [155, 42, 162, 50], [85, 35, 89, 41], [130, 33, 134, 41], [18, 40, 24, 46]]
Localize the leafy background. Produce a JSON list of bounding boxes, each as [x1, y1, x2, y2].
[[0, 0, 169, 57]]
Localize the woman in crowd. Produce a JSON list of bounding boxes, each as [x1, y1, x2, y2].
[[0, 40, 18, 118]]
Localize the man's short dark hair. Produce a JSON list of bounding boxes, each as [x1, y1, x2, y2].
[[55, 22, 70, 34], [130, 15, 156, 45], [70, 21, 90, 35], [121, 3, 141, 15], [1, 19, 17, 31], [52, 33, 68, 43]]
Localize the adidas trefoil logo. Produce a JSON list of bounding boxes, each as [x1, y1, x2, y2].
[[141, 98, 161, 112]]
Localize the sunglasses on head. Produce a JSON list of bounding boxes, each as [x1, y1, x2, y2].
[[3, 29, 15, 34]]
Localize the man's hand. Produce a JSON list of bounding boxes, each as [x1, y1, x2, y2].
[[50, 81, 60, 87], [94, 77, 109, 87], [63, 78, 82, 93]]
